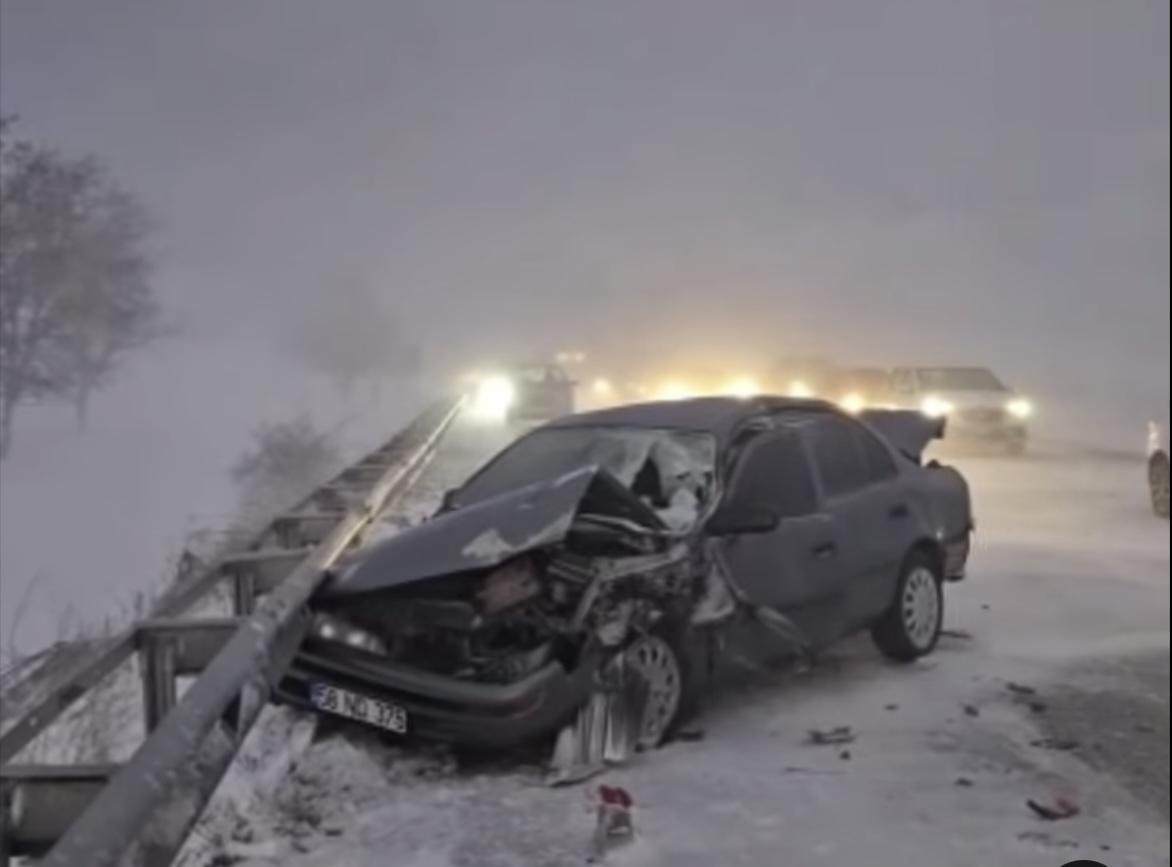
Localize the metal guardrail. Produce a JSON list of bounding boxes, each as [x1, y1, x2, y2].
[[0, 397, 462, 866]]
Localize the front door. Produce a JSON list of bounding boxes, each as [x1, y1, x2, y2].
[[713, 431, 847, 654]]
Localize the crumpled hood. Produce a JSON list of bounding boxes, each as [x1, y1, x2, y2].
[[321, 466, 660, 598]]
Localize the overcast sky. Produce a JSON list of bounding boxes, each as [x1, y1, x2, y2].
[[1, 0, 1168, 392]]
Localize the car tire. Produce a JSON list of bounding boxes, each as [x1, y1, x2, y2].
[[1150, 452, 1171, 520], [622, 622, 697, 748], [871, 551, 944, 662]]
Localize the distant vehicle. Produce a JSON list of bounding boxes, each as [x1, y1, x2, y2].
[[769, 356, 842, 399], [828, 367, 894, 413], [888, 366, 1034, 455], [277, 397, 973, 764], [1149, 423, 1169, 519], [507, 363, 576, 423]]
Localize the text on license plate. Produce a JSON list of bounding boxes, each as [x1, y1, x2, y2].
[[309, 683, 408, 734]]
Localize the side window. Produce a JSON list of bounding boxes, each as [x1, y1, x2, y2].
[[731, 434, 818, 518], [854, 426, 898, 482], [810, 418, 871, 498]]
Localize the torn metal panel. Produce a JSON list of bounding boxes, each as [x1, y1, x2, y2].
[[858, 409, 946, 461]]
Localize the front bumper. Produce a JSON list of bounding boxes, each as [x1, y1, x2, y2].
[[947, 414, 1027, 444], [275, 644, 598, 748]]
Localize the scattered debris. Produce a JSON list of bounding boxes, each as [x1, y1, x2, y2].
[[1030, 738, 1079, 752], [839, 750, 852, 761], [1134, 723, 1156, 734], [588, 785, 636, 862], [963, 704, 980, 718], [884, 703, 899, 712], [940, 628, 973, 640], [1027, 701, 1049, 714], [1006, 681, 1037, 697], [806, 726, 855, 746], [1017, 830, 1078, 848], [954, 777, 974, 788], [1026, 796, 1080, 821], [1100, 844, 1113, 852], [782, 766, 845, 776], [980, 604, 991, 611]]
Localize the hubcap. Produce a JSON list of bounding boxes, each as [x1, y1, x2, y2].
[[623, 636, 682, 747], [902, 567, 941, 650]]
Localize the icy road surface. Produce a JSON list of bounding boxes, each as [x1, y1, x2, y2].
[[197, 424, 1169, 867]]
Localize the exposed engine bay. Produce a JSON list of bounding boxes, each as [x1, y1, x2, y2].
[[311, 431, 719, 686], [317, 541, 699, 684]]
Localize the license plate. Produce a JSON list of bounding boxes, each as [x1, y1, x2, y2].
[[309, 682, 408, 734]]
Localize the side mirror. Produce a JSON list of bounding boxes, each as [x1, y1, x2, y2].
[[438, 489, 460, 513], [706, 504, 781, 537]]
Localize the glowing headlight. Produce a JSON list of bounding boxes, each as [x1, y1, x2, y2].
[[592, 377, 614, 397], [921, 396, 955, 418], [312, 614, 388, 656], [840, 392, 867, 414], [787, 380, 814, 399], [1007, 398, 1034, 419], [472, 375, 516, 420], [655, 381, 695, 401], [723, 376, 761, 398]]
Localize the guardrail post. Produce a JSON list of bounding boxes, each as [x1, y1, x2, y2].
[[139, 637, 176, 733], [232, 570, 256, 616], [1, 777, 10, 867]]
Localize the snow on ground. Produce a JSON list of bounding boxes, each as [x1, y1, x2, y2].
[[0, 336, 428, 656], [180, 431, 1169, 867]]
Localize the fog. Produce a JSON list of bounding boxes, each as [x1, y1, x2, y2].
[[1, 0, 1168, 650]]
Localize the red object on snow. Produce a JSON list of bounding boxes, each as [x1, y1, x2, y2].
[[599, 785, 634, 810]]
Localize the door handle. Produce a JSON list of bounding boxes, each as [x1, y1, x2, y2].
[[812, 542, 837, 559], [889, 504, 911, 520]]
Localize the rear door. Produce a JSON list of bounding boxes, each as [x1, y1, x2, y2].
[[715, 431, 846, 648], [805, 416, 912, 627]]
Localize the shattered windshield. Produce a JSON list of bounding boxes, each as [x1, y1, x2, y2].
[[453, 426, 717, 530], [917, 367, 1007, 392]]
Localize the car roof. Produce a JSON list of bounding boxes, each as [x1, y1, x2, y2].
[[544, 396, 837, 442]]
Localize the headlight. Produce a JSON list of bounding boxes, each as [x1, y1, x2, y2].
[[921, 396, 955, 418], [312, 613, 388, 656], [723, 376, 761, 398], [1007, 398, 1034, 419], [472, 375, 516, 420], [655, 381, 695, 401], [787, 380, 814, 399], [592, 377, 614, 397], [840, 393, 866, 414]]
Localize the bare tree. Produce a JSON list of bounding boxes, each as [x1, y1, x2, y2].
[[231, 416, 341, 524], [0, 117, 161, 455]]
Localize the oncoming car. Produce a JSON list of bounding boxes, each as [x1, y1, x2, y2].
[[889, 366, 1034, 454], [277, 398, 973, 775], [507, 362, 576, 423]]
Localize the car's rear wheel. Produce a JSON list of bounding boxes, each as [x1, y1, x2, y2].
[[1150, 453, 1171, 520], [872, 552, 944, 662]]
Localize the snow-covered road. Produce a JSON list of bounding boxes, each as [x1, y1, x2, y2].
[[202, 425, 1169, 867]]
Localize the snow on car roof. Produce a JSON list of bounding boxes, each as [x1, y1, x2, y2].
[[545, 396, 835, 441]]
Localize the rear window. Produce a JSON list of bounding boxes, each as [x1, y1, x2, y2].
[[856, 427, 898, 482], [811, 418, 870, 498]]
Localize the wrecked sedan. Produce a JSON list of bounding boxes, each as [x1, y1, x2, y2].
[[277, 397, 972, 760]]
